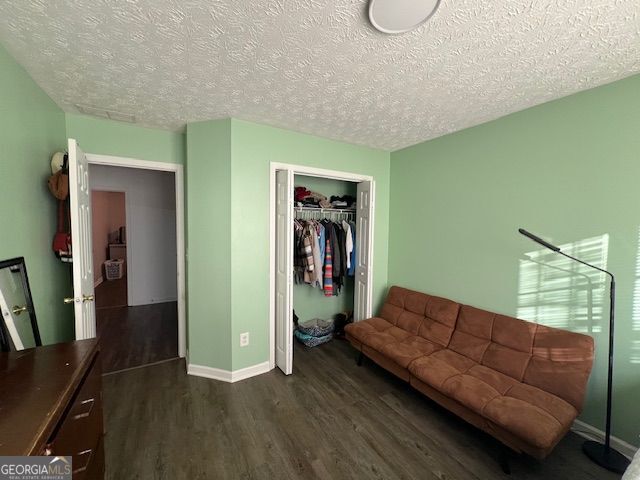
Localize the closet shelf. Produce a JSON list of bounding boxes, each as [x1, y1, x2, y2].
[[294, 206, 356, 213]]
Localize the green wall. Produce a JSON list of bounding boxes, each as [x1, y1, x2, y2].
[[65, 113, 185, 164], [186, 119, 233, 368], [0, 44, 72, 343], [229, 119, 390, 370], [293, 175, 357, 323], [389, 74, 640, 446]]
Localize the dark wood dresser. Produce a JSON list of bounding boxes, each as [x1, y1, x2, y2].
[[0, 339, 104, 479]]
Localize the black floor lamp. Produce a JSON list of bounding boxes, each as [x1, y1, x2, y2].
[[518, 228, 630, 474]]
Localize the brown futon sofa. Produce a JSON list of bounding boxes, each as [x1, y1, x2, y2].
[[344, 286, 594, 460]]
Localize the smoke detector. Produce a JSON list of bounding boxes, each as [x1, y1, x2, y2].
[[369, 0, 441, 34]]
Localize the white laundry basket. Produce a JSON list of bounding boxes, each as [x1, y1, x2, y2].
[[104, 259, 124, 280]]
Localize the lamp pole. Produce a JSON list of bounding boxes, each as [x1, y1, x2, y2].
[[518, 229, 629, 474]]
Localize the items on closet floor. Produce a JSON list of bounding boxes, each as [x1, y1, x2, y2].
[[292, 310, 354, 347], [293, 218, 356, 296], [333, 311, 354, 338], [294, 316, 335, 347]]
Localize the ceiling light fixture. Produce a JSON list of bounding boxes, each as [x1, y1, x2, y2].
[[368, 0, 441, 34]]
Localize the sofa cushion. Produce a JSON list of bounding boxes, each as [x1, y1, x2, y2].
[[410, 348, 578, 450], [344, 317, 392, 345], [483, 394, 575, 450], [506, 383, 577, 427], [524, 324, 595, 411], [418, 295, 460, 346], [379, 287, 409, 325], [362, 326, 412, 351], [442, 373, 501, 415], [448, 305, 494, 362], [466, 364, 517, 395], [379, 336, 442, 369], [409, 349, 476, 391], [445, 304, 594, 412], [482, 343, 532, 381], [380, 286, 460, 347]]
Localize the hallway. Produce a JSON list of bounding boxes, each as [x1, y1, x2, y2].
[[96, 299, 178, 374]]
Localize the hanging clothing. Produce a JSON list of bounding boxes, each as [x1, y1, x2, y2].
[[348, 220, 356, 276], [293, 220, 305, 283], [310, 223, 323, 287], [317, 222, 326, 266], [323, 237, 333, 297], [293, 217, 356, 296], [342, 220, 353, 270]]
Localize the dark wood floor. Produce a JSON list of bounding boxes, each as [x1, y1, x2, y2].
[[96, 301, 178, 373], [102, 339, 619, 479], [95, 276, 128, 309]]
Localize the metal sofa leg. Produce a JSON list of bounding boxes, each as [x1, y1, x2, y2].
[[498, 447, 512, 475], [356, 351, 364, 366]]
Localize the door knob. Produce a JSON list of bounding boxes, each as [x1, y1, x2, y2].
[[82, 294, 95, 303], [12, 305, 27, 315], [63, 297, 76, 304]]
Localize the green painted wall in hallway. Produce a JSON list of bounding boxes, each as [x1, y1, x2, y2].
[[186, 119, 232, 369], [230, 119, 390, 370], [65, 113, 185, 164], [0, 44, 71, 343], [389, 74, 640, 446]]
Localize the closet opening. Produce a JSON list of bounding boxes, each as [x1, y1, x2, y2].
[[270, 163, 375, 376], [292, 175, 357, 350]]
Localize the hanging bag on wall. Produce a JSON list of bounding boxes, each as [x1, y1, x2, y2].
[[48, 152, 72, 260], [52, 199, 72, 259], [47, 152, 69, 200]]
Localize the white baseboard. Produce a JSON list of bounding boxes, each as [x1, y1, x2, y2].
[[94, 276, 104, 288], [187, 361, 271, 383], [129, 296, 178, 306], [572, 419, 638, 459]]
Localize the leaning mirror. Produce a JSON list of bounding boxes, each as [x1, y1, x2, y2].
[[0, 257, 41, 351]]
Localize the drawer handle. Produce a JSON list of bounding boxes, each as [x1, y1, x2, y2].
[[73, 398, 95, 420], [73, 448, 93, 474]]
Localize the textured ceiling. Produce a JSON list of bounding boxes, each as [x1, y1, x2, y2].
[[0, 0, 639, 150]]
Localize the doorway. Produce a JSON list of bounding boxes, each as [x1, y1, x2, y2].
[[92, 190, 127, 309], [68, 152, 186, 371], [89, 164, 179, 373], [269, 163, 375, 375]]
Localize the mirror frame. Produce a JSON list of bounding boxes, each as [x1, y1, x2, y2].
[[0, 257, 42, 352]]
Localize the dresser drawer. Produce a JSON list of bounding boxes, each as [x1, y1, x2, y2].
[[50, 354, 104, 480]]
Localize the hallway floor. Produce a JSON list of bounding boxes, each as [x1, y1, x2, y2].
[[95, 275, 127, 309], [96, 301, 178, 373]]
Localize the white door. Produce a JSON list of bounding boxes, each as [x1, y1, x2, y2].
[[275, 169, 294, 374], [354, 180, 375, 321], [68, 139, 96, 340]]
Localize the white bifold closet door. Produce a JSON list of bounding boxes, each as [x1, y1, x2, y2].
[[68, 138, 97, 340], [354, 180, 374, 321], [275, 169, 294, 375]]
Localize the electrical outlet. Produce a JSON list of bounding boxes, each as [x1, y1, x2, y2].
[[240, 332, 249, 347]]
